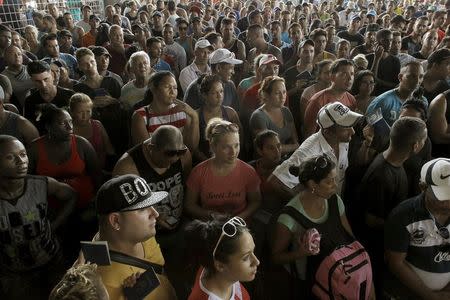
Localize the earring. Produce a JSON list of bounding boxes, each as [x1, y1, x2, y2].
[[312, 187, 316, 194]]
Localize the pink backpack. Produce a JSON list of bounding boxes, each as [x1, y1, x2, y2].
[[281, 197, 373, 300], [312, 240, 372, 300]]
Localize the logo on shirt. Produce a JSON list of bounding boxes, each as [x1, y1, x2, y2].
[[435, 251, 450, 263], [441, 174, 450, 180], [411, 229, 426, 244]]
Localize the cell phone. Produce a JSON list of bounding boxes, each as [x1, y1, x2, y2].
[[80, 241, 111, 266], [94, 88, 108, 97], [123, 267, 161, 300]]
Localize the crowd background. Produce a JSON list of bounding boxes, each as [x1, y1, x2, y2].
[[0, 0, 450, 299]]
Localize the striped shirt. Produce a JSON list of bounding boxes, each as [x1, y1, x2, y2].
[[136, 104, 187, 134]]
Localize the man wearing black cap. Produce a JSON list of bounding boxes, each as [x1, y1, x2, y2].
[[88, 46, 123, 87], [81, 14, 100, 48], [151, 11, 164, 38], [350, 23, 378, 57], [58, 30, 77, 56], [93, 174, 177, 300], [337, 15, 364, 49]]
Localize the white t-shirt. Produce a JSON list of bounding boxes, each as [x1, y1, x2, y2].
[[272, 130, 349, 196]]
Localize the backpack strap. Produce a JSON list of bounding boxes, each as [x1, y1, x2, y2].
[[109, 250, 164, 275]]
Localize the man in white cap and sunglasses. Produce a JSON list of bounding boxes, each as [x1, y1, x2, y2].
[[385, 158, 450, 300], [184, 48, 242, 111], [92, 174, 177, 300], [269, 102, 362, 201]]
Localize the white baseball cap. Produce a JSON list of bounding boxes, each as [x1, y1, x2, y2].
[[317, 102, 362, 129], [195, 39, 214, 51], [210, 48, 243, 65], [258, 54, 281, 67], [421, 158, 450, 201]]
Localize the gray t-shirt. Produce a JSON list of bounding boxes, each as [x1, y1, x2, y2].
[[249, 106, 294, 143]]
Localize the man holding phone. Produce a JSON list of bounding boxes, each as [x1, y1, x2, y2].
[[94, 174, 177, 300]]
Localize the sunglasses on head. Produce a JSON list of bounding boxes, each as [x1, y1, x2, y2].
[[212, 216, 246, 259], [313, 155, 330, 171]]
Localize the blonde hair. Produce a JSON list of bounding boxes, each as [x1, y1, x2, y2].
[[205, 118, 239, 145], [49, 264, 102, 300], [69, 93, 93, 111]]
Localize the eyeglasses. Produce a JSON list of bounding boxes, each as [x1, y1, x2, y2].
[[313, 155, 329, 171], [150, 144, 188, 157], [212, 216, 246, 259], [163, 146, 188, 157]]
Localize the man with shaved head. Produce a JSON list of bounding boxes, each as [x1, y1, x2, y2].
[[112, 125, 192, 298]]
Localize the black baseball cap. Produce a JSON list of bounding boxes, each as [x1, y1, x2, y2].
[[90, 46, 111, 57], [57, 29, 72, 38], [428, 48, 450, 65], [299, 39, 315, 49], [96, 175, 168, 215]]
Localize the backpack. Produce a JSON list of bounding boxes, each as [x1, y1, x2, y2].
[[281, 197, 373, 300]]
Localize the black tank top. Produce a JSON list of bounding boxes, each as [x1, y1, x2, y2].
[[128, 143, 185, 227]]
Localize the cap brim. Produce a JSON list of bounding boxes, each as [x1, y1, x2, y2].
[[338, 111, 363, 127], [260, 59, 281, 66], [122, 191, 168, 211], [222, 58, 243, 64], [196, 45, 215, 51], [431, 186, 450, 201]]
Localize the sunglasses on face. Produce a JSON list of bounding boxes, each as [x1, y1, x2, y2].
[[212, 216, 246, 259], [163, 146, 188, 157]]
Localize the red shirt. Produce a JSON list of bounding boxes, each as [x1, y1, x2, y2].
[[304, 88, 356, 137]]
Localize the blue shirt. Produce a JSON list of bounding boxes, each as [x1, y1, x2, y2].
[[366, 89, 427, 126], [153, 58, 171, 72]]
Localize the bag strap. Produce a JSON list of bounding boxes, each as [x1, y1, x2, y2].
[[280, 205, 313, 229], [109, 250, 163, 275]]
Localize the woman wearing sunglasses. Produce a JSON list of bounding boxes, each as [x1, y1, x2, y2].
[[131, 71, 199, 151], [271, 154, 375, 299], [186, 216, 260, 300], [185, 119, 261, 221]]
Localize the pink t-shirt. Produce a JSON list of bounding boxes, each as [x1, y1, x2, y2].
[[187, 159, 261, 215]]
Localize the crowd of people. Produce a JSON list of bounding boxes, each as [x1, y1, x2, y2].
[[1, 0, 450, 299]]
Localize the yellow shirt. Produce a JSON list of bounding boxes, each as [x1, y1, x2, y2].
[[97, 238, 177, 300]]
